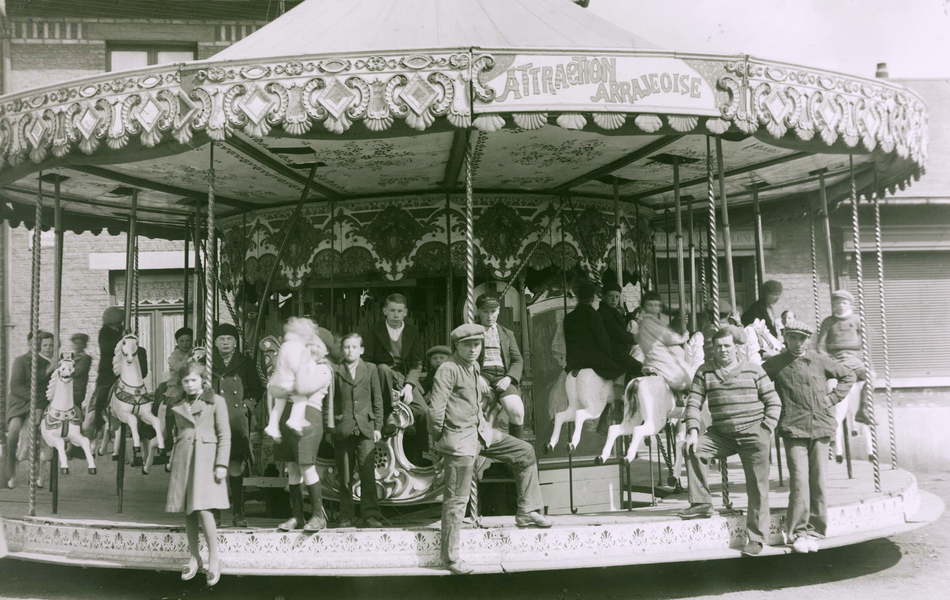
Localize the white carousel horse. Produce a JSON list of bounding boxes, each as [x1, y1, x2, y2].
[[41, 355, 97, 475], [747, 318, 782, 360], [109, 334, 164, 465], [596, 332, 706, 466], [543, 367, 618, 455], [832, 379, 875, 464]]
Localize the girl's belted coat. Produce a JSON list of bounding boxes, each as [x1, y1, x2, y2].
[[165, 389, 231, 514]]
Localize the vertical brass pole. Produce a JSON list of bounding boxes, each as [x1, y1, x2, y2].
[[51, 177, 65, 514], [816, 169, 838, 295], [715, 137, 737, 315], [445, 194, 454, 344], [613, 178, 623, 289], [752, 184, 767, 288], [183, 218, 191, 329], [673, 158, 687, 331], [686, 195, 696, 332]]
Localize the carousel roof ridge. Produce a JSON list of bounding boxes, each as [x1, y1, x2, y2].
[[210, 0, 659, 62]]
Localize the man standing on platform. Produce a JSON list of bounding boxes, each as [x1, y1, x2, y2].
[[361, 293, 429, 465], [429, 324, 551, 575], [679, 326, 781, 556], [763, 319, 854, 553]]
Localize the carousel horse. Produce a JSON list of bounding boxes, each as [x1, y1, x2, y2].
[[109, 334, 164, 466], [832, 379, 875, 464], [41, 355, 97, 475], [748, 318, 782, 359], [543, 368, 619, 455], [596, 332, 706, 467]]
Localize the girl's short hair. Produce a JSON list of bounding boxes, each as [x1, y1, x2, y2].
[[174, 359, 211, 400]]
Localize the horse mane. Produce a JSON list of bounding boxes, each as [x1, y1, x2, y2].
[[47, 363, 74, 404], [113, 335, 142, 378]]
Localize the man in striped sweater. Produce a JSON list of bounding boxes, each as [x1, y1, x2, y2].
[[679, 326, 782, 556]]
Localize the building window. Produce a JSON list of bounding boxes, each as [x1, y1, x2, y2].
[[107, 43, 197, 72]]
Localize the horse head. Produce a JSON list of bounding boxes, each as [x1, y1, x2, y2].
[[47, 356, 76, 405], [118, 334, 139, 361], [113, 333, 144, 380], [56, 356, 76, 382]]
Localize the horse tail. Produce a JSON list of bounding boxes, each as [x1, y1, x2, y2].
[[623, 378, 641, 423]]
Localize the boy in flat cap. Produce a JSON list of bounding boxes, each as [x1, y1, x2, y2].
[[474, 294, 526, 439], [428, 324, 551, 575], [422, 345, 451, 397], [764, 319, 855, 553], [817, 289, 873, 424], [211, 322, 263, 527]]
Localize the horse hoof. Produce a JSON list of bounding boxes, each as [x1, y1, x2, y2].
[[566, 443, 576, 455], [60, 467, 69, 475], [131, 457, 144, 468], [165, 464, 172, 473], [142, 468, 149, 476], [111, 454, 119, 462], [88, 468, 97, 475], [620, 456, 630, 466], [593, 456, 604, 466], [667, 476, 678, 488], [542, 444, 553, 455], [835, 455, 844, 464]]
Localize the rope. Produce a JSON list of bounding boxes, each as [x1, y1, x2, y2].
[[810, 210, 821, 333], [849, 158, 880, 492], [205, 144, 216, 367], [27, 177, 43, 516], [873, 188, 896, 469], [706, 137, 720, 328], [462, 151, 475, 324]]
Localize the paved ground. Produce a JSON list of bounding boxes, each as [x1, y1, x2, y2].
[[0, 471, 946, 600]]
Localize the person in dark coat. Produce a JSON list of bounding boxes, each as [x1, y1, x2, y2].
[[4, 331, 56, 489], [361, 293, 429, 466], [70, 333, 92, 411], [331, 333, 384, 527], [210, 322, 263, 528], [597, 280, 642, 381], [88, 307, 147, 438], [475, 293, 527, 439], [563, 280, 625, 381], [741, 280, 784, 338], [165, 359, 230, 586], [422, 345, 452, 396]]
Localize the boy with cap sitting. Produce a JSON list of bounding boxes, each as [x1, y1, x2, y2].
[[422, 345, 452, 397], [764, 319, 855, 553], [817, 290, 873, 424], [428, 323, 551, 575], [474, 293, 526, 439]]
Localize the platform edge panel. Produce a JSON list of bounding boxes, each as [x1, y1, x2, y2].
[[0, 469, 926, 575]]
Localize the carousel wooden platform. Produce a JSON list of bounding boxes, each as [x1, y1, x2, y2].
[[0, 454, 941, 576]]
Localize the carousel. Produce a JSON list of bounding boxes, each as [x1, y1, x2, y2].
[[0, 0, 942, 576]]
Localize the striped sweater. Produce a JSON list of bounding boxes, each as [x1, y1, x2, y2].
[[684, 360, 782, 434]]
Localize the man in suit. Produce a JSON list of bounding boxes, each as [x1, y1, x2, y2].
[[563, 280, 625, 382], [474, 294, 526, 439], [428, 324, 551, 575], [361, 293, 429, 466], [598, 280, 642, 381], [331, 333, 384, 528]]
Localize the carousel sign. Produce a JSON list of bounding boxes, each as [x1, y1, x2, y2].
[[475, 53, 718, 116]]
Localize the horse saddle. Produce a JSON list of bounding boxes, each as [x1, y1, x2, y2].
[[114, 380, 152, 406], [43, 407, 80, 436]]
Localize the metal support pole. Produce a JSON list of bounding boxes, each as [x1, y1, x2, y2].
[[613, 178, 623, 290], [686, 195, 696, 332], [752, 184, 767, 288], [117, 189, 138, 513], [51, 176, 65, 514], [183, 218, 191, 329], [27, 176, 44, 517], [673, 158, 687, 332], [715, 137, 737, 316], [445, 194, 454, 344], [462, 152, 476, 324], [816, 169, 838, 295], [872, 173, 896, 469], [664, 210, 673, 309]]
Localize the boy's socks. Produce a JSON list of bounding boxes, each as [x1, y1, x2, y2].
[[288, 484, 305, 524], [508, 424, 524, 440]]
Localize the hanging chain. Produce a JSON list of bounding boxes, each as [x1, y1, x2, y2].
[[850, 158, 880, 492]]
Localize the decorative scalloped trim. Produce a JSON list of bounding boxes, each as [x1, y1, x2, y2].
[[473, 114, 505, 132], [513, 113, 547, 130], [556, 113, 586, 130], [592, 113, 625, 130], [634, 114, 662, 132], [667, 115, 698, 133], [706, 118, 730, 134]]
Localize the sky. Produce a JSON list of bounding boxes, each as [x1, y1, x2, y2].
[[588, 0, 950, 80]]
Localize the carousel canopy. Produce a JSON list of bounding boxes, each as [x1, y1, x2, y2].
[[0, 0, 929, 285]]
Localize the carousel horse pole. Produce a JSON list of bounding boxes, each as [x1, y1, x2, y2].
[[50, 174, 67, 514], [115, 190, 137, 512], [42, 357, 97, 479], [26, 175, 44, 517], [873, 172, 897, 469], [850, 158, 881, 492]]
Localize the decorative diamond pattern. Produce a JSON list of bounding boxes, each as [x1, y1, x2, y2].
[[77, 109, 99, 138], [318, 78, 356, 120], [135, 97, 163, 131], [26, 118, 46, 147], [763, 90, 789, 122], [817, 99, 838, 127], [400, 75, 437, 116], [240, 86, 274, 125]]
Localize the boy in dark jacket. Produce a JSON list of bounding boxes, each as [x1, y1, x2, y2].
[[331, 333, 385, 527]]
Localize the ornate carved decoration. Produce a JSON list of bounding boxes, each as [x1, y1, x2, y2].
[[0, 53, 925, 189], [218, 195, 654, 289]]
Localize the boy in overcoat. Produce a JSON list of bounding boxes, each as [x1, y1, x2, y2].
[[331, 333, 385, 527]]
